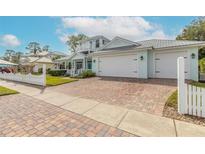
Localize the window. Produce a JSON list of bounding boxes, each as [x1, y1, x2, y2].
[[96, 40, 100, 48], [76, 62, 83, 69], [90, 41, 92, 49], [67, 62, 72, 69], [60, 62, 65, 69], [102, 40, 105, 45]]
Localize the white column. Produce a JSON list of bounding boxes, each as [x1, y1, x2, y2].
[[42, 64, 46, 86], [177, 57, 186, 114], [64, 61, 67, 69]]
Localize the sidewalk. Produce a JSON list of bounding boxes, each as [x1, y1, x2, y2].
[[1, 80, 205, 137]]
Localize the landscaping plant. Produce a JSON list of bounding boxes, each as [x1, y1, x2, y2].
[[80, 70, 96, 78], [48, 70, 67, 76]]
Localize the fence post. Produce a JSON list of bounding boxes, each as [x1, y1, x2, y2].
[[177, 57, 186, 114], [42, 64, 46, 86]]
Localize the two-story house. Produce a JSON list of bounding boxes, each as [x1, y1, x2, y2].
[[54, 35, 110, 76], [54, 35, 205, 81]]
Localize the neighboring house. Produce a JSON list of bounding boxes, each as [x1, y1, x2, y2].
[[20, 57, 53, 72], [55, 35, 205, 81], [20, 51, 66, 72], [23, 51, 66, 59]]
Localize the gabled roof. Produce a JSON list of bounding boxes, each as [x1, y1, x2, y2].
[[99, 36, 140, 51], [35, 57, 53, 64], [92, 37, 205, 55], [28, 57, 39, 63], [24, 51, 66, 57], [20, 57, 53, 64], [0, 59, 18, 66], [79, 35, 110, 43]]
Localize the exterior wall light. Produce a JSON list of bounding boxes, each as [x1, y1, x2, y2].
[[93, 59, 96, 63], [191, 53, 196, 59], [140, 56, 144, 60]]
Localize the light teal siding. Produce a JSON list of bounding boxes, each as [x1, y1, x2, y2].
[[147, 51, 154, 78], [137, 50, 148, 78], [187, 47, 198, 81], [92, 57, 98, 74]]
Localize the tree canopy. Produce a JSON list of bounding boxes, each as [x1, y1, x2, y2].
[[26, 42, 41, 55], [3, 49, 23, 64], [176, 17, 205, 59], [42, 45, 50, 52], [66, 34, 88, 52], [176, 17, 205, 41], [25, 42, 51, 55]]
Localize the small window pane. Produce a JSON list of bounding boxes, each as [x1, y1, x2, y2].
[[87, 61, 92, 69], [96, 40, 100, 48]]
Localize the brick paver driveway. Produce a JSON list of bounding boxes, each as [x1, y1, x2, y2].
[[48, 77, 177, 116], [0, 94, 134, 137]]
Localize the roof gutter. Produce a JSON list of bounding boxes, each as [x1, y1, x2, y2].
[[153, 43, 205, 51], [91, 47, 153, 56]]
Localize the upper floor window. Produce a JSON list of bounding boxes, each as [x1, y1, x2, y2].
[[96, 40, 100, 48], [90, 41, 92, 49]]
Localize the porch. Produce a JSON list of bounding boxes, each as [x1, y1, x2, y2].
[[54, 56, 92, 77]]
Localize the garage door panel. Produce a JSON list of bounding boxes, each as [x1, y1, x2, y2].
[[155, 51, 189, 79], [99, 54, 137, 78]]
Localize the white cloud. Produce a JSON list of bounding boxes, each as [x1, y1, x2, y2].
[[59, 34, 68, 43], [0, 34, 21, 47], [60, 16, 174, 41]]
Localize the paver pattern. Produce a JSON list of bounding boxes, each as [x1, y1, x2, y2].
[[48, 77, 177, 115], [0, 94, 134, 137]]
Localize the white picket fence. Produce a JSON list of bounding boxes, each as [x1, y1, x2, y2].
[[178, 57, 205, 117], [185, 84, 205, 117], [0, 64, 46, 86]]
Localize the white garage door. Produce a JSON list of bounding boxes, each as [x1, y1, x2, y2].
[[98, 54, 138, 78], [155, 51, 189, 79]]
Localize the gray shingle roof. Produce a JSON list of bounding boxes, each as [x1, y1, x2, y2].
[[54, 53, 76, 62], [136, 39, 205, 49], [92, 38, 205, 55]]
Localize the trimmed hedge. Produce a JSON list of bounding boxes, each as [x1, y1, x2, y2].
[[48, 70, 66, 76], [80, 70, 96, 78], [38, 68, 51, 74]]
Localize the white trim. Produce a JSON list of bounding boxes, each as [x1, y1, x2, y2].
[[153, 49, 190, 79], [92, 47, 151, 56]]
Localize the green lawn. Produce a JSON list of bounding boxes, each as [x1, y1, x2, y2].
[[0, 86, 18, 96], [190, 81, 205, 88], [46, 75, 78, 86], [166, 81, 205, 108], [166, 90, 178, 108]]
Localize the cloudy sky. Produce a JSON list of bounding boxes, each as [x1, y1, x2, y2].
[[0, 16, 197, 55]]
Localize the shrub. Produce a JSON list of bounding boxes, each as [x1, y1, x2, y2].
[[199, 58, 205, 73], [47, 68, 51, 73], [80, 70, 96, 78], [48, 70, 66, 76], [37, 68, 51, 74], [38, 68, 43, 73]]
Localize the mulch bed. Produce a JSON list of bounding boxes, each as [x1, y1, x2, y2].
[[163, 105, 205, 126]]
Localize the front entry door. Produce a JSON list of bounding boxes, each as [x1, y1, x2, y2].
[[76, 62, 83, 69]]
